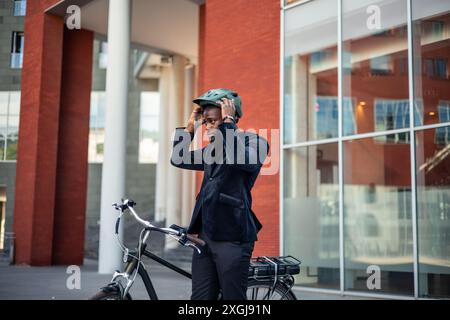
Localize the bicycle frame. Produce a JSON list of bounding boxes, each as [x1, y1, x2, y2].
[[109, 227, 192, 300], [107, 228, 299, 300]]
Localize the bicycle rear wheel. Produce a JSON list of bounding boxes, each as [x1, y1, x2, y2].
[[246, 279, 297, 300]]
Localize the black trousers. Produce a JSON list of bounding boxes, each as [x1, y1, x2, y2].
[[191, 232, 255, 300]]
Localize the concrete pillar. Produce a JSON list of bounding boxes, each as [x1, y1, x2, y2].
[[98, 0, 131, 274], [165, 55, 186, 249], [154, 66, 171, 222], [181, 64, 196, 227]]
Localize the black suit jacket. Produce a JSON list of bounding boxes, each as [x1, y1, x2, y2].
[[170, 122, 269, 242]]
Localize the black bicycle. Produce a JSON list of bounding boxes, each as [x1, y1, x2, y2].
[[90, 199, 300, 300]]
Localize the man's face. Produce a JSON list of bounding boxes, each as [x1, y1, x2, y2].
[[202, 105, 222, 138]]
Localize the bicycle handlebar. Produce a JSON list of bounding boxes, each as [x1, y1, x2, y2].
[[112, 199, 205, 249]]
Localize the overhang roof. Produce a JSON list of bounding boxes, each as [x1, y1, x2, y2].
[[47, 0, 202, 64]]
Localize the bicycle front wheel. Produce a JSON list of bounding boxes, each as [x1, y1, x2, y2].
[[89, 285, 132, 300], [246, 279, 297, 300]]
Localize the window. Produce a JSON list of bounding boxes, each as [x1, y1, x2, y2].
[[139, 92, 160, 163], [343, 0, 409, 135], [11, 31, 24, 69], [435, 101, 450, 145], [284, 143, 340, 289], [370, 55, 393, 76], [315, 96, 356, 139], [88, 92, 106, 163], [421, 20, 445, 40], [0, 92, 21, 161], [284, 0, 338, 143], [344, 135, 414, 296], [373, 99, 424, 144], [416, 126, 450, 298], [423, 58, 448, 80], [283, 0, 340, 290], [413, 1, 450, 127], [13, 0, 26, 16], [99, 41, 108, 69]]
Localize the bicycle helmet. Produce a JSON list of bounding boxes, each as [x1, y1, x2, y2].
[[193, 88, 243, 118]]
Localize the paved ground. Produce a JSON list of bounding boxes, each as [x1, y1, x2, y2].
[[0, 259, 369, 300]]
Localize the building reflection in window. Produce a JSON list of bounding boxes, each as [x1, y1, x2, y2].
[[343, 0, 409, 135], [284, 0, 338, 144], [344, 135, 414, 296], [315, 96, 356, 138], [416, 126, 450, 298], [283, 0, 450, 298], [413, 0, 450, 127], [284, 143, 340, 289], [373, 99, 424, 144]]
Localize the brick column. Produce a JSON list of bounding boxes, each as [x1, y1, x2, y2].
[[13, 0, 64, 265], [52, 28, 93, 265]]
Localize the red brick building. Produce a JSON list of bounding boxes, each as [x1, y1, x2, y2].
[[12, 0, 282, 267], [4, 0, 450, 299]]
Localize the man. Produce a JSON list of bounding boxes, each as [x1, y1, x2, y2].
[[170, 88, 269, 300]]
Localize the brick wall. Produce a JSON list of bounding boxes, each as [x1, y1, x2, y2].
[[198, 0, 281, 256]]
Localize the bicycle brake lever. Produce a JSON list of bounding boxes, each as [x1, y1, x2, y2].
[[186, 242, 201, 254]]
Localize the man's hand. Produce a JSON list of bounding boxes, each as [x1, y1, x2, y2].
[[186, 105, 202, 133], [218, 98, 236, 122]]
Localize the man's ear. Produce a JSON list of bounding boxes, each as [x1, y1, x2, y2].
[[235, 116, 240, 124]]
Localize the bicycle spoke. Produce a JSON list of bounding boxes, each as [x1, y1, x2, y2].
[[262, 288, 271, 300], [251, 287, 257, 300], [247, 280, 296, 300]]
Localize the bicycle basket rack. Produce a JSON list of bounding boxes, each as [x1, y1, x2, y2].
[[248, 255, 301, 279]]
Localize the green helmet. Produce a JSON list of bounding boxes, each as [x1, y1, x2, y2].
[[193, 88, 243, 118]]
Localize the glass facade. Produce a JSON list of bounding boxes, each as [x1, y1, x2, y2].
[[282, 0, 450, 298]]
